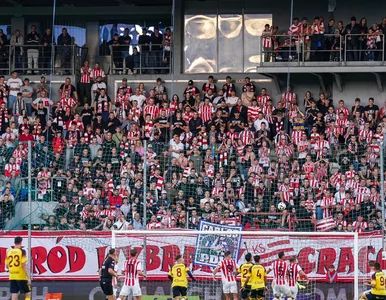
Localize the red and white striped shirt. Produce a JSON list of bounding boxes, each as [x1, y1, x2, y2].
[[287, 263, 302, 287], [124, 259, 142, 286], [199, 104, 214, 123], [271, 260, 288, 285], [80, 66, 91, 83], [359, 129, 374, 143], [90, 68, 105, 81], [257, 94, 271, 106], [238, 130, 254, 146], [336, 107, 350, 118], [60, 97, 76, 111], [147, 221, 162, 230], [144, 105, 160, 120], [279, 184, 291, 202], [248, 105, 260, 121], [219, 259, 237, 283]]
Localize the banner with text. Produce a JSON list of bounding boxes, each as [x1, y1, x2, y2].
[[194, 221, 243, 267], [0, 231, 381, 281]]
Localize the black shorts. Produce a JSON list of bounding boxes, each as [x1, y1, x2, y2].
[[10, 280, 30, 294], [172, 286, 187, 298], [367, 293, 386, 300], [250, 288, 265, 298], [241, 285, 251, 299], [100, 280, 113, 296]]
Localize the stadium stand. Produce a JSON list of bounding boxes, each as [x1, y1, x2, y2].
[[0, 17, 385, 236]]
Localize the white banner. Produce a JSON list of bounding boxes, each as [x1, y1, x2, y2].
[[0, 231, 381, 281]]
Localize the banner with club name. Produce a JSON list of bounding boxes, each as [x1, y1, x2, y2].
[[193, 221, 243, 267], [0, 230, 383, 281]]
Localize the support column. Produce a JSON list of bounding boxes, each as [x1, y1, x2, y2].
[[172, 0, 183, 75], [85, 21, 100, 67]]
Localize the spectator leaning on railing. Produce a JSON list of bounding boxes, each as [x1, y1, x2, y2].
[[266, 15, 386, 63]]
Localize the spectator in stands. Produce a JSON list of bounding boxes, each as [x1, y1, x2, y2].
[[150, 27, 164, 74], [25, 25, 40, 75], [57, 28, 72, 75], [119, 28, 132, 74], [345, 17, 361, 61], [10, 30, 24, 72], [41, 28, 55, 74], [6, 71, 23, 111], [138, 28, 151, 74], [79, 61, 92, 106], [0, 30, 8, 75], [109, 34, 123, 74]]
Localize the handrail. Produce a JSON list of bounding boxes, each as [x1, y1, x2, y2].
[[0, 45, 86, 75], [109, 44, 172, 75], [260, 33, 386, 65]]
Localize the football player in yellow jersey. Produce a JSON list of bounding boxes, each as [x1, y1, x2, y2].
[[364, 262, 386, 300], [237, 253, 254, 300], [5, 236, 31, 300], [168, 255, 196, 300], [242, 255, 267, 300]]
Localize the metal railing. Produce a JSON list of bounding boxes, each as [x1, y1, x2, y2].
[[0, 45, 87, 75], [260, 33, 385, 66], [109, 44, 172, 75]]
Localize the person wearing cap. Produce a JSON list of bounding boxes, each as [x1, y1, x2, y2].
[[138, 28, 151, 74], [345, 16, 361, 61], [184, 80, 199, 97]]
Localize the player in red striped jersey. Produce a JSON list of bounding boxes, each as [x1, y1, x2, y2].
[[212, 251, 238, 300], [287, 256, 308, 300], [266, 251, 291, 300], [119, 248, 147, 300]]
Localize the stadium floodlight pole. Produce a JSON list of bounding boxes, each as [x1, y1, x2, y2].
[[143, 139, 147, 275], [284, 0, 294, 133], [27, 141, 33, 281], [380, 142, 386, 257]]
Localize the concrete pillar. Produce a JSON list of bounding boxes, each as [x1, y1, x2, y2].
[[172, 0, 183, 75], [85, 21, 100, 66], [11, 17, 25, 36]]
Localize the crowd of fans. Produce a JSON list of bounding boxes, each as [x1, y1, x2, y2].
[[0, 66, 385, 233], [263, 16, 386, 62]]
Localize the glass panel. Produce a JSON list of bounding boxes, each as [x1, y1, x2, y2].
[[53, 25, 86, 47], [218, 14, 242, 73], [184, 14, 217, 73], [243, 14, 272, 72]]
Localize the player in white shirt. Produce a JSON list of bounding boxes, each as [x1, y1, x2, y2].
[[287, 256, 308, 300], [119, 248, 147, 300], [213, 251, 238, 300], [266, 252, 291, 300]]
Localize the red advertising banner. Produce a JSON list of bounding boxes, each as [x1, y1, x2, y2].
[[0, 231, 380, 281]]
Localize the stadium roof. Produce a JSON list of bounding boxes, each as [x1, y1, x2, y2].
[[0, 0, 172, 7]]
